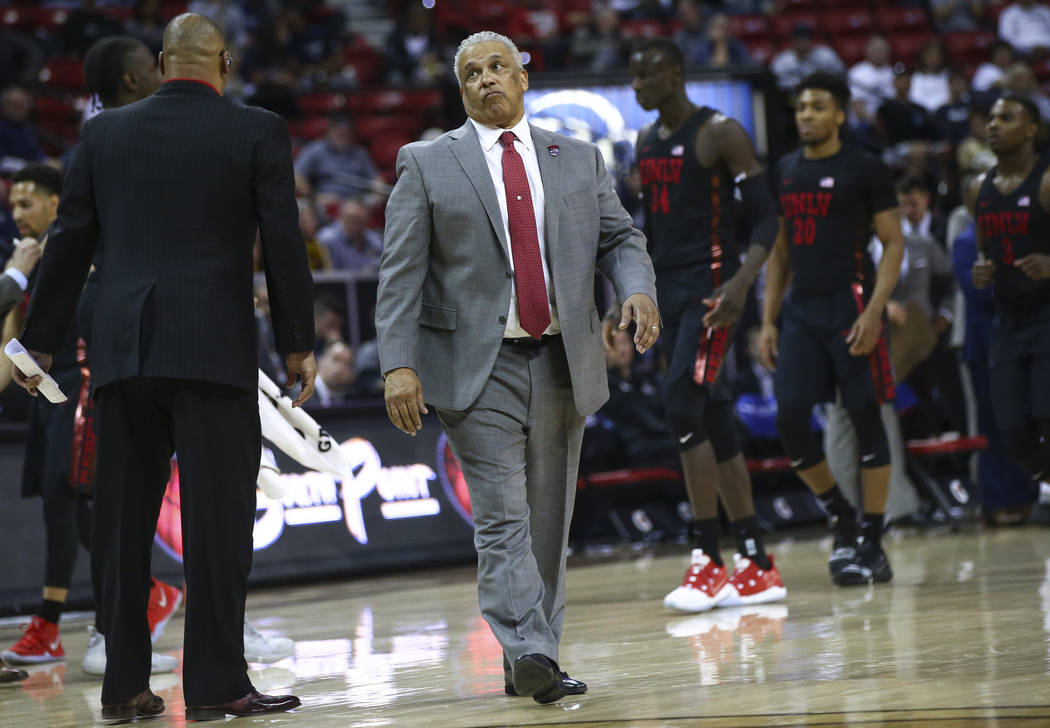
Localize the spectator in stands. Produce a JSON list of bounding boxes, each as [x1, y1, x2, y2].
[[318, 197, 383, 273], [125, 0, 166, 53], [310, 340, 358, 407], [688, 11, 750, 69], [384, 3, 446, 86], [931, 0, 986, 32], [1002, 61, 1050, 121], [294, 114, 382, 205], [63, 0, 123, 57], [285, 6, 344, 82], [883, 176, 956, 384], [910, 41, 951, 113], [314, 295, 345, 352], [570, 6, 630, 72], [936, 70, 974, 144], [618, 0, 674, 21], [957, 99, 997, 173], [297, 199, 331, 271], [878, 67, 943, 150], [999, 0, 1050, 55], [721, 0, 774, 13], [672, 0, 706, 65], [849, 35, 895, 129], [0, 86, 45, 170], [596, 326, 678, 469], [973, 40, 1016, 92], [0, 29, 44, 89], [188, 0, 247, 52], [770, 25, 844, 93], [254, 283, 284, 385]]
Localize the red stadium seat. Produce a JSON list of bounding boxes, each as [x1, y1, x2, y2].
[[368, 132, 414, 171], [40, 59, 84, 89], [822, 9, 874, 37], [287, 117, 329, 141], [161, 3, 187, 21], [728, 14, 769, 41], [33, 95, 77, 121], [889, 32, 933, 66], [943, 31, 996, 65], [779, 0, 822, 11], [1, 6, 69, 31], [354, 115, 420, 142], [875, 6, 930, 34], [342, 34, 383, 87], [985, 1, 1008, 26], [833, 36, 870, 67], [297, 92, 346, 115], [771, 12, 822, 40]]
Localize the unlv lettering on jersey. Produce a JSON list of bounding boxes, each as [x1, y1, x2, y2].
[[977, 211, 1030, 237], [779, 192, 833, 219], [639, 157, 684, 185]]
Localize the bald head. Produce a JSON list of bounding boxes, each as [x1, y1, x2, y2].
[[159, 13, 230, 92]]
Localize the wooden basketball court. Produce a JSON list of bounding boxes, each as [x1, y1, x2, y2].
[[2, 526, 1048, 727]]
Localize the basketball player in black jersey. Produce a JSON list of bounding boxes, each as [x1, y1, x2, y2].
[[620, 39, 786, 612], [759, 72, 903, 585], [968, 95, 1050, 516]]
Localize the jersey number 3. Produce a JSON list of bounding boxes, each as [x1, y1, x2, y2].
[[792, 216, 816, 245]]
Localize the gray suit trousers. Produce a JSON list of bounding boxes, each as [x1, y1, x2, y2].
[[437, 337, 584, 665]]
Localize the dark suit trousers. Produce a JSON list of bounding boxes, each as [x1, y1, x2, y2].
[[92, 377, 259, 706]]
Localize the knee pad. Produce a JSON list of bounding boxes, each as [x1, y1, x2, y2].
[[776, 402, 823, 469], [703, 402, 741, 462], [1004, 425, 1046, 479], [663, 375, 709, 451], [848, 403, 890, 468]]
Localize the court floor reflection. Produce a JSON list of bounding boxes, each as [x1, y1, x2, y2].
[[1, 527, 1048, 727]]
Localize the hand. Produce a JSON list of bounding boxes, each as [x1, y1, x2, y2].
[[702, 276, 748, 329], [886, 300, 908, 327], [846, 307, 882, 356], [973, 259, 995, 289], [757, 323, 778, 370], [285, 351, 317, 407], [7, 238, 42, 277], [12, 351, 51, 397], [1014, 253, 1050, 281], [384, 367, 428, 436], [619, 293, 660, 353]]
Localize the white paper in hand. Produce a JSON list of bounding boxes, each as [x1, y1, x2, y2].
[[3, 338, 67, 403]]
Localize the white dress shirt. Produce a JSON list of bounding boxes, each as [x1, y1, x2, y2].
[[469, 115, 560, 338]]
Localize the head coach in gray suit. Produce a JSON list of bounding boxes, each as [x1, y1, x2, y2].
[[376, 31, 659, 704]]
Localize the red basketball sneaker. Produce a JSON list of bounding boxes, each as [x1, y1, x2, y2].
[[719, 553, 787, 607], [663, 549, 732, 612], [2, 617, 65, 664], [147, 578, 183, 643]]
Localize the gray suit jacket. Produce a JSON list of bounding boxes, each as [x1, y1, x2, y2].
[[377, 121, 657, 416], [0, 273, 23, 316]]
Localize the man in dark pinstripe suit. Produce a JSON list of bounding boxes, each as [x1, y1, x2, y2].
[[14, 14, 315, 721]]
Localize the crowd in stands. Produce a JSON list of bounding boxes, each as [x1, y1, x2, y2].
[[1, 0, 1049, 520]]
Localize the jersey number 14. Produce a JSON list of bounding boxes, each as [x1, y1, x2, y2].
[[650, 184, 670, 214]]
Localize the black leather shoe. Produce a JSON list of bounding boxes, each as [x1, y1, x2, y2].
[[101, 689, 165, 719], [505, 670, 586, 696], [511, 654, 567, 705], [186, 689, 300, 721]]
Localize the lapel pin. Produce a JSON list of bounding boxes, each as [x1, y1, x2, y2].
[[547, 145, 560, 157]]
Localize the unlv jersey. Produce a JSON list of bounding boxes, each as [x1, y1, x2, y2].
[[637, 107, 740, 273], [774, 144, 897, 293], [975, 154, 1050, 314]]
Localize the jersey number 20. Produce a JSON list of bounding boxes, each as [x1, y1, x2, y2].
[[792, 216, 816, 245]]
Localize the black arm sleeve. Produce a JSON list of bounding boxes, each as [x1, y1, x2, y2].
[[738, 171, 778, 251]]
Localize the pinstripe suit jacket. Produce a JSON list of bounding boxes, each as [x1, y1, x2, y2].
[[0, 273, 23, 316], [21, 81, 314, 392], [376, 120, 657, 415]]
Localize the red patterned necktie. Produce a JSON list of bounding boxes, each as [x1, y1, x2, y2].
[[500, 131, 550, 339]]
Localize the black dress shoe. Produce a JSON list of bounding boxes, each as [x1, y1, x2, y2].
[[505, 670, 587, 696], [101, 689, 165, 719], [511, 654, 567, 705], [186, 689, 300, 721]]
